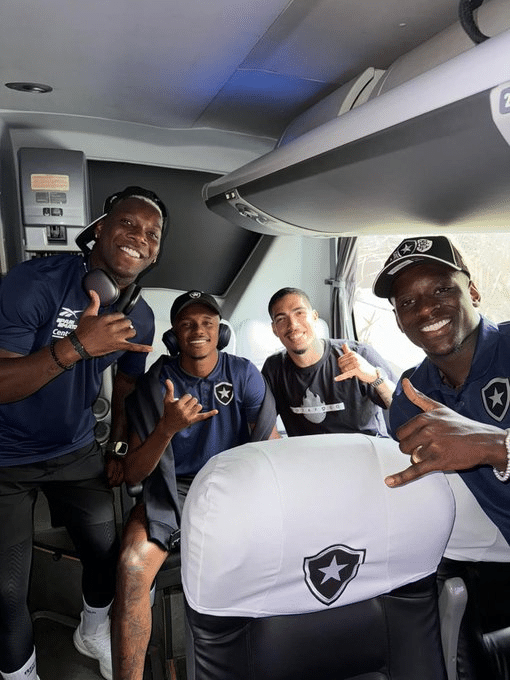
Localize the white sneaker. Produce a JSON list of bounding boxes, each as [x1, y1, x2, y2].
[[73, 618, 112, 680]]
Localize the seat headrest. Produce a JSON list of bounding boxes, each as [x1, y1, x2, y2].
[[235, 317, 330, 371], [181, 433, 455, 618]]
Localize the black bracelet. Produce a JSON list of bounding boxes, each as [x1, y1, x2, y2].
[[49, 339, 75, 371], [68, 330, 93, 360]]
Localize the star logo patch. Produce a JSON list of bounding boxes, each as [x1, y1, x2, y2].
[[214, 381, 234, 406], [481, 377, 510, 422], [303, 544, 365, 606], [391, 238, 433, 262]]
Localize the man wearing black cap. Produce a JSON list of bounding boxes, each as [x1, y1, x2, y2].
[[372, 235, 510, 492], [0, 187, 167, 680], [110, 290, 278, 680], [374, 234, 510, 674]]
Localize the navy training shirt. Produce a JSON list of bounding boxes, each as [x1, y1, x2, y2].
[[158, 352, 265, 475], [390, 316, 510, 544], [0, 254, 154, 465]]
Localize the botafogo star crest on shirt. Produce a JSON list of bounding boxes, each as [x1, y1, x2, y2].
[[481, 377, 510, 422], [214, 382, 234, 406]]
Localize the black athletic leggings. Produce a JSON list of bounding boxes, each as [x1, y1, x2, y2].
[[0, 514, 119, 673], [0, 445, 120, 673]]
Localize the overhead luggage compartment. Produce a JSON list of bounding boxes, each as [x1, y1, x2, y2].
[[203, 26, 510, 237]]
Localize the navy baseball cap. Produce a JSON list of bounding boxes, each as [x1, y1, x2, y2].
[[373, 236, 471, 300], [171, 290, 222, 324]]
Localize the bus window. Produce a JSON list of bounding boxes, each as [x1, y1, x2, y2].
[[354, 233, 510, 377]]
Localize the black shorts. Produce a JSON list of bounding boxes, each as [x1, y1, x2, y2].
[[0, 441, 115, 550], [145, 474, 193, 551]]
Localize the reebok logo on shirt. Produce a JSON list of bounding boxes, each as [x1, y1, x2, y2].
[[52, 307, 81, 338]]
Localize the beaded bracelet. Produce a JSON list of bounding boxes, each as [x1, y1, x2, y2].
[[493, 429, 510, 482], [49, 339, 74, 371], [68, 330, 93, 360]]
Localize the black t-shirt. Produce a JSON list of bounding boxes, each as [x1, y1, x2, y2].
[[262, 338, 395, 437]]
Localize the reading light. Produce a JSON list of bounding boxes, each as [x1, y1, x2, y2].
[[5, 82, 53, 93]]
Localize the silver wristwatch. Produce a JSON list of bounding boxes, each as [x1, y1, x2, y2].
[[105, 441, 128, 456], [371, 368, 386, 388]]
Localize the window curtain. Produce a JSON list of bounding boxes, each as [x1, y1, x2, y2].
[[330, 236, 358, 339]]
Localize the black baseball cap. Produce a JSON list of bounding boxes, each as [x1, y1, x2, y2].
[[170, 290, 222, 324], [373, 236, 471, 300], [75, 186, 168, 255]]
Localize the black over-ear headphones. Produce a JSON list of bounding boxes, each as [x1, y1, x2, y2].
[[162, 323, 231, 356], [82, 269, 141, 315]]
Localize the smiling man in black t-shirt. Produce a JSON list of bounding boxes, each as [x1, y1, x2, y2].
[[262, 287, 396, 438]]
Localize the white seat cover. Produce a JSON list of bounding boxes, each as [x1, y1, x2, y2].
[[181, 433, 455, 617], [444, 471, 510, 562]]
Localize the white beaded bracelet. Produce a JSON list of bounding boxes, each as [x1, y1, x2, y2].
[[493, 429, 510, 482]]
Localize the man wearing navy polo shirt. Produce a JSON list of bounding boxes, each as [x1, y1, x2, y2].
[[373, 235, 510, 675], [372, 236, 510, 528], [110, 290, 278, 680], [0, 186, 167, 680]]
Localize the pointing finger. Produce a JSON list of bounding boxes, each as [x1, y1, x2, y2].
[[385, 460, 431, 487], [194, 409, 218, 422], [124, 342, 153, 354], [334, 369, 356, 382]]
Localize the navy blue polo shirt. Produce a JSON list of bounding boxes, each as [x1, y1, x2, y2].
[[0, 254, 154, 465], [158, 353, 265, 475], [390, 316, 510, 543]]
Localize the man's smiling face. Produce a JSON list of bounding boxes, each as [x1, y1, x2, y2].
[[91, 197, 162, 285], [271, 293, 319, 356], [391, 262, 481, 359], [173, 303, 220, 361]]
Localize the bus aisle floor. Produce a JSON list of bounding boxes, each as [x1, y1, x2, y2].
[[34, 616, 101, 680]]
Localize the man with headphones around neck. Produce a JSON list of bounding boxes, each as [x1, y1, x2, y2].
[[110, 290, 279, 680], [0, 186, 167, 680]]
